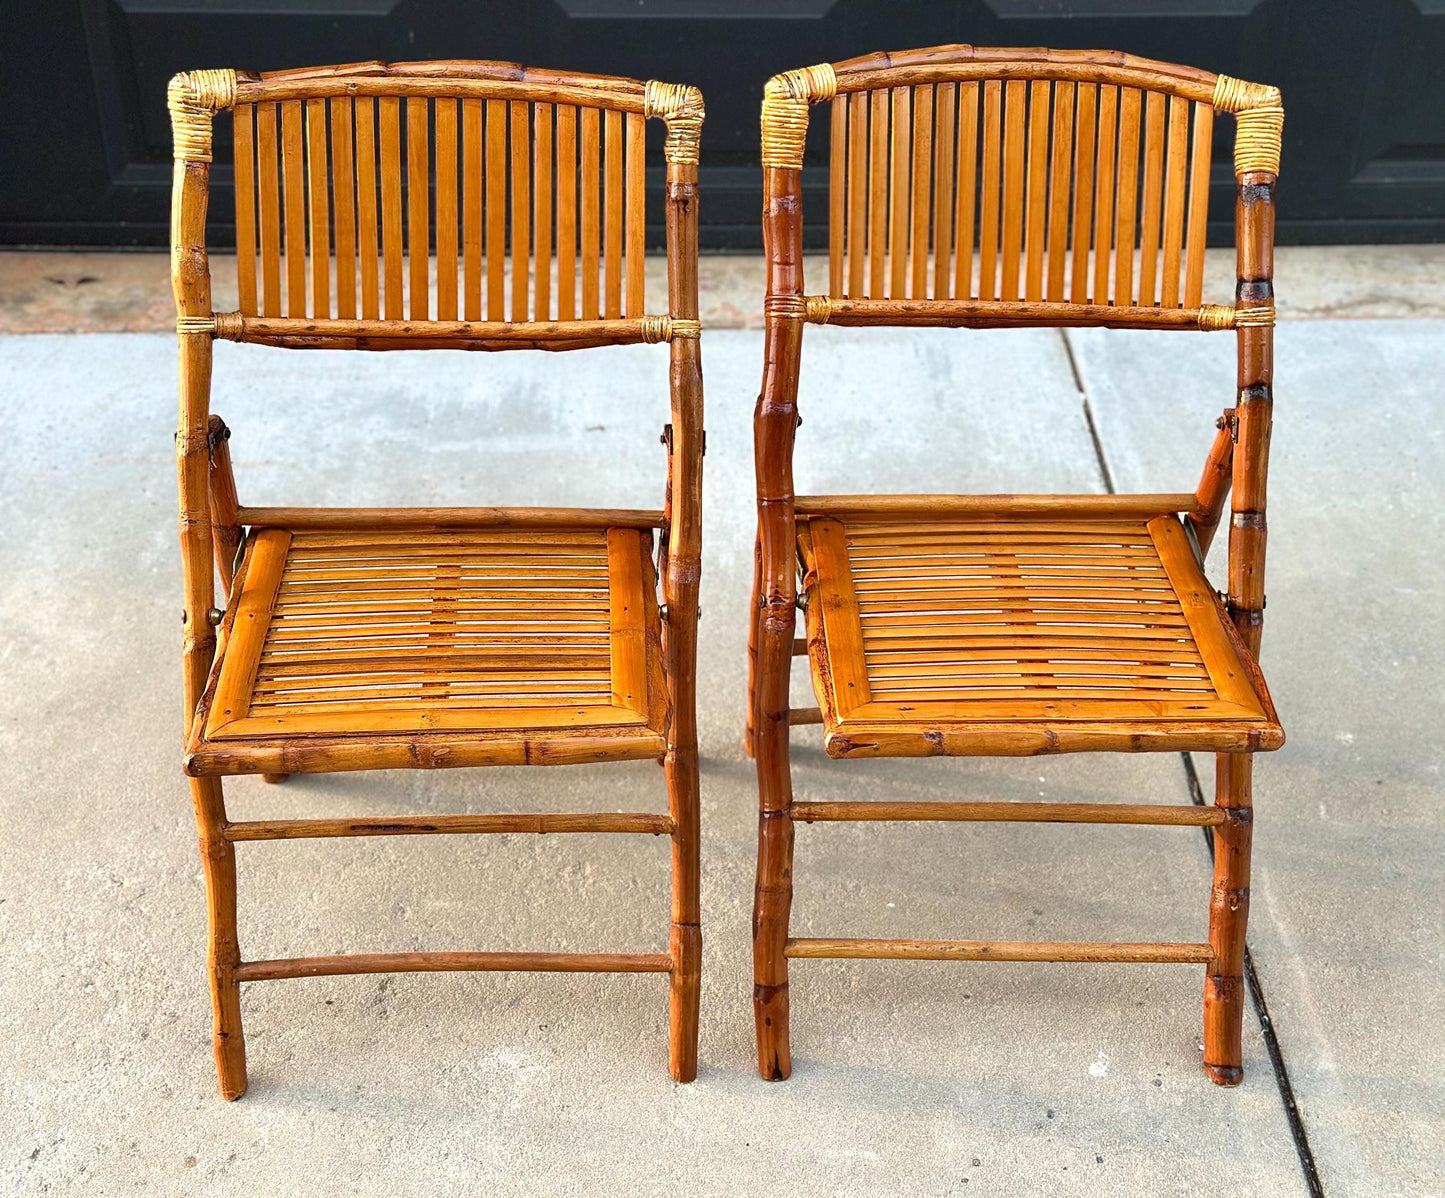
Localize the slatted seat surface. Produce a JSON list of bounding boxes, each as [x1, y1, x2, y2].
[[797, 509, 1282, 757], [193, 525, 665, 752]]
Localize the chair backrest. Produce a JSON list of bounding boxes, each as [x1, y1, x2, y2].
[[754, 46, 1283, 663], [169, 60, 704, 350], [168, 61, 705, 722], [760, 46, 1282, 333]]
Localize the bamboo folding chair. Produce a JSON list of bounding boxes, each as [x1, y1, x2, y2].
[[748, 46, 1284, 1085], [167, 60, 704, 1098]]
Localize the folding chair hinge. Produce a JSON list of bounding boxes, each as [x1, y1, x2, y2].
[[660, 424, 706, 457], [1222, 593, 1266, 615], [1216, 412, 1239, 442], [207, 418, 231, 459]]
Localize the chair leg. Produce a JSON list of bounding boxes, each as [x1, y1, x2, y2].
[[1204, 751, 1253, 1085], [189, 775, 247, 1099], [666, 743, 701, 1083], [752, 599, 795, 1080]]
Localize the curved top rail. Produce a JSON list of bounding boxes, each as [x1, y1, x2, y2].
[[231, 59, 649, 112], [762, 44, 1280, 177], [832, 45, 1218, 104]]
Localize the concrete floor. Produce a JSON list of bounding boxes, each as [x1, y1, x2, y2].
[[0, 284, 1441, 1192]]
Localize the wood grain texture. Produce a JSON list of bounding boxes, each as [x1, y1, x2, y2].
[[407, 96, 429, 320], [281, 101, 307, 316], [233, 105, 257, 315], [556, 104, 577, 321], [355, 98, 379, 319], [435, 98, 458, 321], [330, 98, 357, 320]]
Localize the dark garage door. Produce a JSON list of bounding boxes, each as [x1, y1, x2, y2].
[[3, 0, 1443, 249]]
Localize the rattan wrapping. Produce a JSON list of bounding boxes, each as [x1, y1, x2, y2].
[[760, 63, 837, 170], [1212, 74, 1284, 176], [644, 80, 705, 165], [167, 69, 237, 162]]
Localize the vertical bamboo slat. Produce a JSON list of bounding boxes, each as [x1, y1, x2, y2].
[[1160, 94, 1190, 308], [978, 81, 1002, 301], [909, 84, 932, 299], [868, 88, 887, 297], [379, 97, 404, 319], [829, 97, 845, 296], [1138, 90, 1166, 307], [999, 80, 1026, 302], [537, 104, 556, 321], [281, 101, 306, 317], [256, 103, 281, 318], [1092, 86, 1118, 305], [1045, 82, 1074, 302], [603, 108, 623, 319], [435, 98, 458, 321], [331, 98, 357, 320], [462, 99, 483, 320], [624, 110, 644, 317], [954, 82, 980, 300], [1069, 83, 1097, 305], [1113, 88, 1142, 305], [932, 82, 956, 301], [355, 98, 379, 320], [847, 91, 866, 297], [581, 107, 601, 320], [1023, 79, 1050, 302], [233, 105, 257, 316], [511, 101, 531, 323], [306, 99, 330, 319], [407, 97, 430, 321], [557, 105, 577, 321], [486, 99, 506, 320], [888, 87, 910, 298], [1183, 103, 1213, 308]]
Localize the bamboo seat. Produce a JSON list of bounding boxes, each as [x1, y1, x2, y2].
[[749, 46, 1286, 1088], [186, 523, 668, 776], [796, 506, 1282, 758], [167, 59, 705, 1099]]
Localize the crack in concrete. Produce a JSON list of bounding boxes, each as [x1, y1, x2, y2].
[[1061, 325, 1325, 1198]]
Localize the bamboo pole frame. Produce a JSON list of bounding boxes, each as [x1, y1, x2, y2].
[[785, 938, 1216, 964], [750, 46, 1282, 1088], [1204, 74, 1280, 1082], [170, 62, 705, 1097]]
